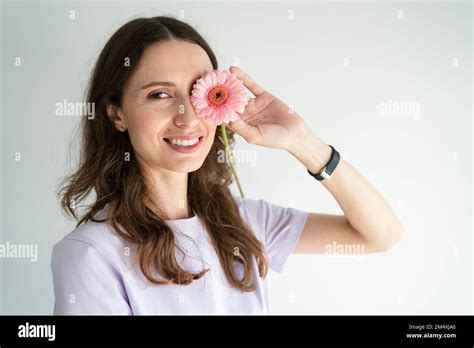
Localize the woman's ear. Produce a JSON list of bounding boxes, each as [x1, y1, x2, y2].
[[106, 101, 127, 131]]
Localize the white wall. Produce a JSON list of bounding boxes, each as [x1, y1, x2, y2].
[[1, 0, 471, 314]]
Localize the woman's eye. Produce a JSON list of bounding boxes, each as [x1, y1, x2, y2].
[[149, 91, 171, 99]]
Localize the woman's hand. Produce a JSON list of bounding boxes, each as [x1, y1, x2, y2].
[[226, 66, 310, 151], [226, 69, 405, 257]]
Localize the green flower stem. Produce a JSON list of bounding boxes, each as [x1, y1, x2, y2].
[[220, 123, 245, 198]]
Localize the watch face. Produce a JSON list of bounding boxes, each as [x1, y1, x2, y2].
[[320, 170, 331, 180]]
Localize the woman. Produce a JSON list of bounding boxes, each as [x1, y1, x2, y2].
[[52, 16, 405, 315]]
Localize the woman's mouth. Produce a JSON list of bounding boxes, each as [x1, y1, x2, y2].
[[163, 136, 204, 154]]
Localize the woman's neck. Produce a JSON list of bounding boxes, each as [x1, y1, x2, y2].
[[144, 166, 192, 220]]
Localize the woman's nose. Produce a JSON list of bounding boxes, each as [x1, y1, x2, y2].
[[173, 97, 200, 128]]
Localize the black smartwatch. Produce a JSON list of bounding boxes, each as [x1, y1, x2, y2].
[[307, 145, 340, 181]]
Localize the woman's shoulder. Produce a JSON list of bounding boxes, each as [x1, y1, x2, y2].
[[51, 207, 133, 315], [231, 192, 262, 213], [231, 193, 308, 218], [52, 206, 129, 266], [231, 193, 309, 273], [231, 193, 279, 222], [230, 192, 309, 238], [230, 193, 278, 237]]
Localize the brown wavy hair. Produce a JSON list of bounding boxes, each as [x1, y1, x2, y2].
[[59, 16, 268, 291]]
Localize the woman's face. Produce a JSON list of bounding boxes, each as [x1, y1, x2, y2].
[[109, 39, 217, 173]]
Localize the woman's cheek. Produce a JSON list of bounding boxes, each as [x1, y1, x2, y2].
[[135, 109, 168, 134], [204, 127, 217, 151]]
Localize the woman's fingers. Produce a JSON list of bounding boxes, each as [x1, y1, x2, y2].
[[226, 118, 260, 144], [226, 66, 268, 143], [229, 65, 265, 97], [236, 97, 258, 121]]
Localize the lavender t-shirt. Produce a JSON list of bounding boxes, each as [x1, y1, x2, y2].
[[51, 195, 309, 315]]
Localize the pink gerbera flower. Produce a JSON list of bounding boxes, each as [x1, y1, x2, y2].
[[191, 70, 249, 125], [190, 69, 248, 198]]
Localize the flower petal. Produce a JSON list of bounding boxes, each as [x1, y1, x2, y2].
[[190, 69, 249, 124], [216, 70, 226, 84]]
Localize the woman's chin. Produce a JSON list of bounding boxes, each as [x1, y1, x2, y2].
[[162, 160, 204, 174]]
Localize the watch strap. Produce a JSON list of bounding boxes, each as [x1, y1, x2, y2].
[[307, 145, 340, 181]]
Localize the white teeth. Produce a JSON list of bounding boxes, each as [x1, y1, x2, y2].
[[169, 137, 199, 146]]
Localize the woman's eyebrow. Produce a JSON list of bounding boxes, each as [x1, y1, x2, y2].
[[140, 81, 176, 90]]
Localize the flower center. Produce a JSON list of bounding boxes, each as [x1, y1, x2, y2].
[[207, 86, 229, 106]]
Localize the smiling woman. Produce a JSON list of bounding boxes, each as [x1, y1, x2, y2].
[[52, 15, 404, 316], [52, 16, 311, 315]]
